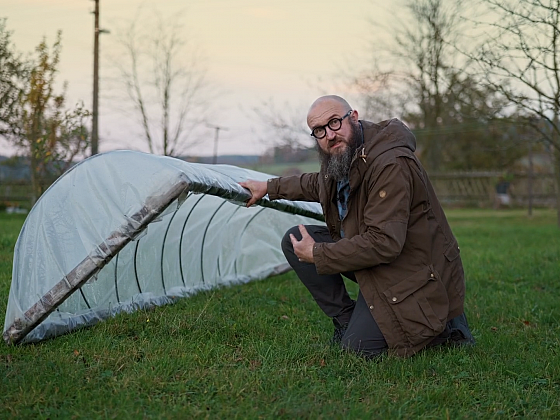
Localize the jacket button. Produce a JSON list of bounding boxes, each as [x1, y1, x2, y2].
[[369, 305, 374, 310], [430, 273, 434, 278], [392, 297, 397, 302]]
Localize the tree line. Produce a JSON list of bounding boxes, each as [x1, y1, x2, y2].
[[0, 22, 90, 203], [351, 0, 559, 176], [258, 0, 560, 225], [1, 1, 559, 224], [0, 7, 213, 204]]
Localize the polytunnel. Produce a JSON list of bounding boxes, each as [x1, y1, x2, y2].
[[3, 150, 324, 345]]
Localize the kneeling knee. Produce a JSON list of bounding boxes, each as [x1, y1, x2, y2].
[[281, 225, 301, 254], [340, 335, 387, 360]]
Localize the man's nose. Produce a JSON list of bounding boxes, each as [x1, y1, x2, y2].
[[325, 126, 337, 140]]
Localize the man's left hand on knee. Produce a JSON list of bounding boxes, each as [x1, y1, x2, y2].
[[290, 224, 316, 263]]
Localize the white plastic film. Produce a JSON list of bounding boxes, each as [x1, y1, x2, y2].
[[3, 150, 324, 344]]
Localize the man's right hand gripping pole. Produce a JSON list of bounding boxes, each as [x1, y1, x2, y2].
[[239, 180, 268, 207]]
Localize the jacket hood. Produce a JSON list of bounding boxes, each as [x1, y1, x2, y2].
[[360, 118, 416, 158], [317, 118, 416, 184]]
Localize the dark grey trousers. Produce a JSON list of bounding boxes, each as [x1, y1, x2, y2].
[[281, 225, 387, 357], [281, 225, 475, 358]]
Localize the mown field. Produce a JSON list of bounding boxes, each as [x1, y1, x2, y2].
[[0, 209, 559, 419], [248, 161, 320, 176]]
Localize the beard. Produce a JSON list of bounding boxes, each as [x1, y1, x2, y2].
[[317, 120, 361, 181]]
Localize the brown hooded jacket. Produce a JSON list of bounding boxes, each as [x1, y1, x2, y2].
[[267, 119, 465, 357]]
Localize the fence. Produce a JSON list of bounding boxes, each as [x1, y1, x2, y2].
[[0, 180, 53, 210], [429, 172, 558, 208], [1, 172, 558, 210]]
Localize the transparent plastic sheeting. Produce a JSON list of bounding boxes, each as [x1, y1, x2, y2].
[[3, 150, 324, 344]]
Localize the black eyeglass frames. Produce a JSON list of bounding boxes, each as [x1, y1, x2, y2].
[[310, 110, 352, 139]]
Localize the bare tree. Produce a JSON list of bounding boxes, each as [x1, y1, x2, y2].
[[469, 0, 560, 225], [352, 0, 456, 169], [350, 66, 406, 123], [253, 99, 311, 150], [396, 0, 464, 129], [352, 0, 483, 169], [0, 18, 28, 140], [110, 10, 211, 157], [351, 0, 523, 173]]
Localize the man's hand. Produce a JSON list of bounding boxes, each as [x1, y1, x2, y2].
[[239, 179, 268, 207], [290, 224, 315, 263]]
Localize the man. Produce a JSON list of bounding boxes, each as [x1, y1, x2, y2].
[[240, 95, 474, 358]]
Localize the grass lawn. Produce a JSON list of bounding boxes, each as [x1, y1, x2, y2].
[[1, 209, 559, 419], [247, 161, 320, 176]]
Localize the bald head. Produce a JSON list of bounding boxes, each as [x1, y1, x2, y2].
[[309, 95, 352, 112], [307, 95, 353, 129]]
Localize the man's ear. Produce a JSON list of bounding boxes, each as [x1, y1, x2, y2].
[[351, 109, 359, 121]]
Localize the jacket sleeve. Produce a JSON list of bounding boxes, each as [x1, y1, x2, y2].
[[267, 173, 321, 202], [313, 158, 411, 274]]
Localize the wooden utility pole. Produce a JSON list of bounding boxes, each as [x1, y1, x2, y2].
[[208, 125, 228, 164], [528, 141, 533, 217], [91, 0, 100, 155]]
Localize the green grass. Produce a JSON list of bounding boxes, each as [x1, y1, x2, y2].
[[247, 161, 320, 176], [1, 209, 559, 419]]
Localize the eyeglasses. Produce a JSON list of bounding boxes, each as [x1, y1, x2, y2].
[[310, 110, 352, 139]]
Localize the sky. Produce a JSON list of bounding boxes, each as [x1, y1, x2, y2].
[[1, 0, 386, 157]]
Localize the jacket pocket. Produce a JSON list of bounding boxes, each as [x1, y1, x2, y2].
[[443, 240, 465, 300], [383, 265, 449, 346], [444, 241, 460, 262]]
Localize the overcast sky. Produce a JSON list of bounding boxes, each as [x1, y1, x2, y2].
[[1, 0, 388, 157]]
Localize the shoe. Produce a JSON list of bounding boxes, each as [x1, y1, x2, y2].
[[331, 323, 348, 345], [331, 305, 354, 345], [447, 313, 476, 347]]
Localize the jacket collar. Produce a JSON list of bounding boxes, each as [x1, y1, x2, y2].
[[319, 118, 417, 192]]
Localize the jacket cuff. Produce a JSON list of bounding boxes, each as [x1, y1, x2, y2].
[[266, 178, 281, 200]]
